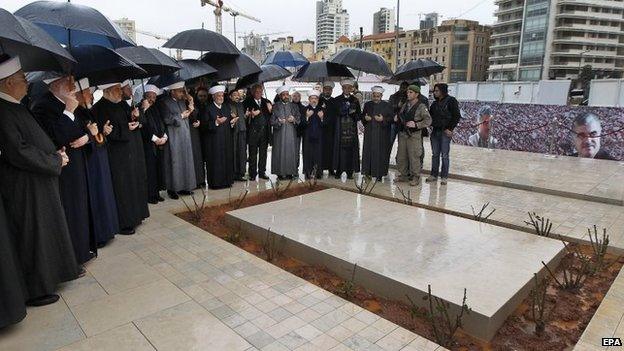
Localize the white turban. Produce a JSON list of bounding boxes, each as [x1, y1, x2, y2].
[[98, 82, 121, 90], [120, 79, 132, 88], [371, 86, 385, 94], [43, 75, 64, 85], [0, 56, 21, 80], [74, 77, 90, 92], [340, 79, 355, 87], [165, 81, 185, 90], [308, 90, 320, 98], [322, 81, 335, 88], [144, 84, 160, 95], [208, 85, 225, 95], [276, 85, 290, 95]]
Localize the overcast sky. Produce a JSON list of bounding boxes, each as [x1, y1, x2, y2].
[[4, 0, 496, 56]]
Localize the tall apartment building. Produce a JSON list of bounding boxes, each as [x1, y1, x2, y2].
[[488, 0, 624, 81], [316, 0, 350, 51], [241, 33, 270, 64], [373, 7, 396, 34], [336, 19, 490, 82], [420, 12, 439, 30], [113, 18, 136, 43]]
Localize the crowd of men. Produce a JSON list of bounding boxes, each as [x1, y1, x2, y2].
[[455, 101, 622, 160], [0, 52, 465, 328]]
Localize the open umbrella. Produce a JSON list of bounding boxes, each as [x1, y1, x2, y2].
[[149, 59, 216, 88], [262, 50, 309, 69], [292, 61, 354, 82], [384, 77, 428, 86], [69, 45, 146, 85], [392, 58, 445, 81], [235, 64, 291, 89], [163, 28, 239, 55], [115, 46, 181, 76], [0, 9, 75, 72], [201, 53, 261, 81], [328, 48, 392, 77], [15, 0, 135, 48]]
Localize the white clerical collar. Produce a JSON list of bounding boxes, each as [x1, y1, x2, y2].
[[310, 104, 318, 108], [0, 91, 20, 104], [255, 99, 261, 104], [343, 94, 350, 98], [214, 102, 222, 109]]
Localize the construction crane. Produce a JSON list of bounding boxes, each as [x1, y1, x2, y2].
[[200, 0, 261, 46], [135, 29, 183, 60], [236, 31, 290, 39]]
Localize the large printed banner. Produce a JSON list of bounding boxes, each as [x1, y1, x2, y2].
[[454, 102, 624, 161]]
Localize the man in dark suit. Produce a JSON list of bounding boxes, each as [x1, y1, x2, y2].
[[243, 83, 272, 180]]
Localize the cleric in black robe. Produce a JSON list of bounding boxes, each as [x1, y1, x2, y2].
[[92, 82, 144, 235], [31, 76, 96, 265], [332, 80, 361, 179], [292, 91, 306, 170], [227, 88, 248, 181], [0, 55, 79, 306], [202, 85, 235, 189], [0, 196, 26, 328], [300, 90, 325, 179], [320, 81, 336, 175], [120, 81, 150, 221], [243, 84, 272, 180], [361, 86, 394, 179], [141, 85, 167, 204], [189, 100, 205, 188], [74, 81, 119, 246]]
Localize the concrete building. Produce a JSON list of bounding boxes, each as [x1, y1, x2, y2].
[[338, 19, 490, 82], [420, 12, 439, 30], [291, 40, 316, 60], [241, 32, 270, 64], [113, 17, 136, 43], [373, 7, 396, 34], [316, 0, 350, 51], [488, 0, 624, 81], [267, 36, 294, 54]]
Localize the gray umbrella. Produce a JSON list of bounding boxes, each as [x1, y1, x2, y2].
[[235, 64, 291, 89], [291, 61, 354, 82], [328, 48, 392, 77], [163, 28, 240, 55], [200, 53, 261, 81]]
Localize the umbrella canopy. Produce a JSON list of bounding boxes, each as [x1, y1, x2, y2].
[[163, 28, 239, 55], [201, 53, 261, 81], [115, 46, 181, 76], [262, 50, 309, 69], [0, 9, 75, 72], [392, 58, 445, 81], [236, 64, 291, 89], [328, 48, 393, 77], [15, 0, 135, 48], [149, 59, 216, 88], [384, 77, 428, 86], [292, 61, 354, 82], [70, 45, 146, 85]]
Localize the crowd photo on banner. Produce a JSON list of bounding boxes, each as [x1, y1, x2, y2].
[[1, 1, 624, 332]]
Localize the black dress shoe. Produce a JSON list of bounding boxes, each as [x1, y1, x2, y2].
[[167, 191, 179, 199], [259, 173, 269, 180], [233, 176, 245, 181], [178, 190, 193, 196], [334, 174, 341, 179], [78, 266, 87, 277], [119, 227, 136, 235], [148, 198, 159, 204], [347, 173, 353, 179], [26, 294, 59, 307], [157, 196, 165, 202]]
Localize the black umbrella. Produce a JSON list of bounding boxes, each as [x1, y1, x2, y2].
[[201, 53, 261, 81], [384, 77, 428, 86], [115, 46, 181, 77], [235, 64, 291, 89], [149, 59, 217, 88], [292, 61, 354, 82], [69, 45, 146, 85], [15, 1, 135, 48], [392, 58, 445, 81], [328, 48, 393, 77], [0, 9, 75, 72], [163, 28, 239, 55]]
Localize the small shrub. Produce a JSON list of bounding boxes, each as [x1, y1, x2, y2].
[[337, 263, 357, 299], [542, 240, 591, 291], [262, 228, 284, 262], [396, 186, 413, 206], [530, 273, 550, 336], [471, 202, 496, 222], [181, 188, 207, 222], [268, 177, 295, 199], [588, 225, 610, 274], [354, 175, 377, 195], [525, 212, 553, 237], [228, 188, 249, 210]]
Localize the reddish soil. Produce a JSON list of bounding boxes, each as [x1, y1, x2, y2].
[[177, 185, 624, 351]]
